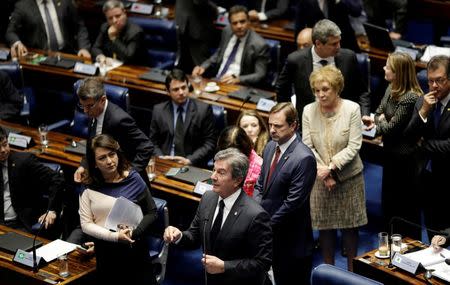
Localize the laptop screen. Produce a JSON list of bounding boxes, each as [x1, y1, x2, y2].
[[363, 22, 396, 52]]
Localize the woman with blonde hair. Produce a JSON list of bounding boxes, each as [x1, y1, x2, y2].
[[365, 52, 423, 239], [302, 65, 367, 271], [236, 110, 269, 157]]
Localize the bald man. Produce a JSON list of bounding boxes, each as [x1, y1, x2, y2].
[[297, 27, 312, 49]]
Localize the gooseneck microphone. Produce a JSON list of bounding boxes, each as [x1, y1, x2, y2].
[[203, 218, 209, 285], [32, 198, 55, 272], [238, 95, 251, 112]]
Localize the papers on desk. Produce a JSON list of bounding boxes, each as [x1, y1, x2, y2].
[[95, 59, 123, 75], [35, 239, 77, 262], [404, 247, 450, 282], [420, 45, 450, 62], [105, 197, 143, 231]]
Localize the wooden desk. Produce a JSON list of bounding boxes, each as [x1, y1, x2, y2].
[[353, 239, 447, 284], [0, 225, 96, 285]]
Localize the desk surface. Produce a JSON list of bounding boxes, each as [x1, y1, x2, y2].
[[0, 225, 96, 285], [353, 238, 447, 285]]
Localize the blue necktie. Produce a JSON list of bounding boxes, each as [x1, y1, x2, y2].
[[434, 101, 442, 130], [42, 0, 59, 51], [217, 39, 241, 78]]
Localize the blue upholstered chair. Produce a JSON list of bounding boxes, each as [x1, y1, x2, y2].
[[128, 17, 178, 69], [356, 52, 371, 93], [265, 39, 281, 88], [147, 197, 169, 285], [311, 264, 384, 285], [417, 69, 429, 94]]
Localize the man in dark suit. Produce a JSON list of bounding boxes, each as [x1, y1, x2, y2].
[[91, 0, 146, 65], [164, 148, 272, 285], [6, 0, 91, 59], [0, 126, 64, 233], [192, 5, 269, 86], [405, 55, 450, 235], [276, 19, 370, 124], [149, 69, 216, 167], [176, 0, 218, 73], [254, 102, 317, 285], [248, 0, 290, 22], [0, 70, 23, 122], [73, 77, 154, 185]]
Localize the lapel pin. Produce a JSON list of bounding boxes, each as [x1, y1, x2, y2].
[[234, 211, 237, 216]]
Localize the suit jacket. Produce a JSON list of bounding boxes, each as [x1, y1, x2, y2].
[[404, 96, 450, 177], [294, 0, 361, 51], [178, 190, 272, 285], [5, 152, 64, 232], [201, 27, 269, 86], [248, 0, 290, 19], [254, 137, 317, 259], [5, 0, 91, 53], [149, 99, 216, 167], [276, 47, 370, 122], [175, 0, 217, 41], [91, 21, 147, 65], [0, 70, 23, 121], [87, 102, 154, 173]]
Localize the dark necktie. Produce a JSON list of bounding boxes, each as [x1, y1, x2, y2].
[[434, 101, 443, 130], [42, 0, 59, 51], [267, 146, 281, 183], [174, 106, 185, 156], [0, 163, 5, 223], [217, 39, 241, 78], [319, 59, 328, 67], [89, 118, 97, 139], [210, 200, 225, 247]]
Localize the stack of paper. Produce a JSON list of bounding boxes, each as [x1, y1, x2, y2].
[[404, 247, 450, 282]]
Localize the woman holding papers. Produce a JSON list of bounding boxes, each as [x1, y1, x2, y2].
[[79, 134, 157, 284], [365, 52, 423, 239], [302, 65, 367, 271]]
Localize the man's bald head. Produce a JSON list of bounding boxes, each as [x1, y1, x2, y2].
[[297, 28, 313, 49]]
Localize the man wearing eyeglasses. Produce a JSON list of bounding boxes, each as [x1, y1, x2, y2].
[[405, 55, 450, 236]]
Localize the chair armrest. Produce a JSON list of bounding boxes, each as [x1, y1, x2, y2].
[[47, 119, 71, 131]]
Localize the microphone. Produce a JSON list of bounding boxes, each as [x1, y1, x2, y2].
[[203, 218, 209, 285], [238, 95, 251, 112], [32, 198, 55, 272]]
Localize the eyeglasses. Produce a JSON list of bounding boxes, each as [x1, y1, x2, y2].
[[77, 99, 100, 111], [428, 77, 448, 86]]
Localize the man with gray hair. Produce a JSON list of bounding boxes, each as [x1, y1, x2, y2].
[[164, 148, 273, 285], [91, 0, 146, 65], [276, 19, 370, 125]]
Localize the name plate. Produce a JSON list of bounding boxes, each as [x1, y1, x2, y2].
[[8, 133, 34, 148], [73, 62, 98, 76], [392, 252, 421, 274], [13, 249, 42, 268], [0, 50, 10, 61], [130, 3, 153, 14], [256, 98, 276, 112], [194, 181, 213, 195]]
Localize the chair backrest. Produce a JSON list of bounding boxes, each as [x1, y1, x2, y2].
[[265, 39, 281, 88], [211, 105, 227, 132], [0, 62, 24, 89], [311, 264, 384, 285], [128, 17, 178, 69], [417, 69, 429, 93], [147, 197, 169, 285], [356, 52, 371, 93]]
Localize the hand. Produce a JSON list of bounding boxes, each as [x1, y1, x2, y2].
[[74, 166, 85, 182], [164, 226, 182, 243], [38, 211, 57, 229], [118, 228, 134, 244], [11, 41, 27, 58], [389, 31, 402, 40], [378, 114, 386, 122], [202, 254, 225, 274], [317, 165, 331, 180], [431, 235, 447, 251], [219, 74, 239, 84], [362, 115, 375, 130], [172, 156, 191, 165], [324, 176, 336, 191], [420, 91, 438, 118], [77, 49, 91, 60], [248, 10, 259, 21], [192, 66, 205, 76], [107, 25, 119, 40], [76, 241, 95, 255]]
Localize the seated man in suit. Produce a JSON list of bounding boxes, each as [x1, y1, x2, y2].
[[192, 5, 270, 86], [248, 0, 290, 22], [0, 70, 23, 122], [149, 69, 217, 167], [92, 0, 146, 65], [0, 126, 64, 234], [276, 19, 370, 125], [6, 0, 91, 59], [164, 148, 273, 285]]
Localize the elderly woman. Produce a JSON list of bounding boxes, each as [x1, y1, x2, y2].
[[79, 134, 157, 284], [365, 52, 422, 239], [302, 65, 367, 271], [236, 110, 270, 157], [217, 126, 263, 197]]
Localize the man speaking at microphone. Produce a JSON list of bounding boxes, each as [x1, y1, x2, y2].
[[0, 126, 64, 235], [164, 148, 272, 285]]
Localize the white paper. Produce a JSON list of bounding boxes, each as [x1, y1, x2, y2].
[[95, 58, 123, 75], [35, 239, 77, 262], [404, 247, 450, 267], [420, 45, 450, 63], [362, 113, 377, 138], [105, 197, 143, 231]]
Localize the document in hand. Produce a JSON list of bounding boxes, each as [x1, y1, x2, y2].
[[404, 247, 450, 282], [105, 197, 143, 231]]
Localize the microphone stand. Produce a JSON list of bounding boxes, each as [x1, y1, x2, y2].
[[203, 218, 209, 285], [238, 95, 251, 112], [33, 209, 50, 272]]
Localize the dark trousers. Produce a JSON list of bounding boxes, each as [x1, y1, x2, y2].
[[273, 255, 312, 285]]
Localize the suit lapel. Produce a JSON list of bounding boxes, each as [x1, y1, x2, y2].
[[305, 50, 314, 79], [213, 192, 244, 250], [167, 102, 175, 136], [263, 143, 276, 190], [437, 100, 450, 133]]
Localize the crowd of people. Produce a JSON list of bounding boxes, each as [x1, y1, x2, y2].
[[1, 0, 449, 284]]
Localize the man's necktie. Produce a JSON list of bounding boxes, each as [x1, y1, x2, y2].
[[434, 101, 443, 130], [267, 146, 281, 183], [217, 39, 241, 78], [319, 59, 328, 67], [210, 200, 225, 247], [174, 106, 185, 156], [42, 0, 59, 51], [89, 118, 97, 139], [0, 164, 5, 223]]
